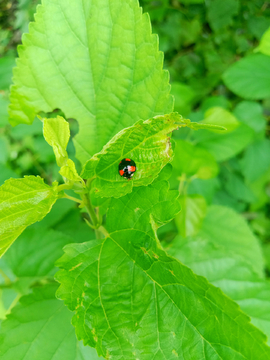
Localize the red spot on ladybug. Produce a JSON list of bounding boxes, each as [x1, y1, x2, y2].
[[119, 158, 136, 180], [128, 166, 136, 172]]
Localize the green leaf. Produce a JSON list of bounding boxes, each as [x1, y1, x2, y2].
[[233, 101, 266, 133], [9, 0, 173, 164], [81, 113, 224, 198], [184, 120, 226, 131], [188, 177, 220, 204], [56, 181, 270, 358], [81, 114, 179, 198], [222, 169, 256, 203], [0, 284, 101, 360], [0, 165, 18, 186], [42, 116, 70, 167], [106, 178, 181, 236], [0, 136, 9, 164], [198, 205, 265, 277], [42, 116, 82, 182], [170, 82, 196, 116], [201, 96, 230, 113], [200, 107, 239, 133], [206, 0, 239, 32], [0, 94, 9, 128], [56, 230, 270, 359], [248, 169, 270, 211], [257, 26, 270, 56], [168, 235, 270, 345], [0, 56, 16, 90], [3, 227, 75, 277], [222, 54, 270, 99], [10, 117, 43, 139], [0, 176, 58, 257], [54, 207, 96, 243], [193, 122, 254, 162], [175, 195, 207, 237], [240, 139, 270, 182], [34, 198, 75, 230], [181, 0, 204, 3], [59, 158, 82, 182], [172, 139, 219, 180]]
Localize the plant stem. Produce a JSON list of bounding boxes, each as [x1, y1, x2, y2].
[[0, 269, 12, 285], [63, 193, 82, 204], [80, 178, 109, 238], [57, 183, 74, 192], [82, 191, 99, 228], [178, 174, 186, 195], [99, 226, 109, 238]]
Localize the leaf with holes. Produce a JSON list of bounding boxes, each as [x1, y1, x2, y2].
[[56, 231, 270, 360], [56, 178, 270, 359], [81, 112, 224, 199], [8, 0, 174, 164]]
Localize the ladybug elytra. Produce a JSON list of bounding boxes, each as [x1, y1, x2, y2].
[[118, 158, 136, 179]]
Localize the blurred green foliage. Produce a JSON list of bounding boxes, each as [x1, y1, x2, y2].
[[139, 0, 270, 271]]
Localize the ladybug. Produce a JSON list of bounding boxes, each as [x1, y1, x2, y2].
[[118, 158, 136, 179]]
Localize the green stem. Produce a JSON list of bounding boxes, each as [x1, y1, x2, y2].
[[82, 191, 99, 228], [63, 193, 82, 204], [178, 174, 186, 195], [81, 178, 109, 238], [57, 183, 74, 192], [0, 269, 12, 285], [95, 229, 102, 240], [99, 226, 109, 238]]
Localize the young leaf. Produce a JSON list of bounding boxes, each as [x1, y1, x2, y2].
[[81, 112, 224, 199], [42, 116, 82, 183], [0, 284, 101, 360], [9, 0, 173, 164], [56, 232, 270, 359], [42, 116, 70, 167], [81, 114, 179, 198], [0, 176, 58, 257], [222, 54, 270, 99], [177, 114, 226, 131], [59, 158, 82, 183]]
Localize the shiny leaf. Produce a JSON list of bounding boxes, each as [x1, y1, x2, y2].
[[42, 116, 70, 167], [9, 0, 173, 164]]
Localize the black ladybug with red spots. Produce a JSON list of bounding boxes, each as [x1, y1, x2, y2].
[[118, 158, 136, 179]]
